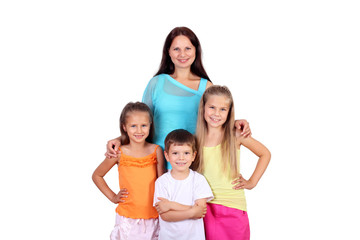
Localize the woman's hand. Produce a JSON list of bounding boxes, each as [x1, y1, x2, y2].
[[235, 119, 251, 137], [111, 188, 128, 204], [105, 137, 121, 158], [232, 174, 256, 190]]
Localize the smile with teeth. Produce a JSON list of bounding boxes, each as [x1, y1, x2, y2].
[[134, 134, 144, 139], [178, 59, 189, 63], [175, 161, 187, 166], [210, 116, 221, 122]]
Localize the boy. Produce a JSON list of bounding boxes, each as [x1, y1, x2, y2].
[[153, 129, 213, 240]]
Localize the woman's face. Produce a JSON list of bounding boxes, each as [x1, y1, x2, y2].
[[168, 35, 196, 70]]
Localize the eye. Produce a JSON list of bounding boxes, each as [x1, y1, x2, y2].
[[172, 152, 178, 155], [142, 124, 147, 127], [185, 152, 191, 155], [221, 108, 227, 111], [186, 47, 191, 50], [174, 47, 179, 51], [131, 125, 136, 128]]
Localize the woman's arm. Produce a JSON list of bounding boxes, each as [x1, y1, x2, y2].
[[105, 136, 121, 158], [92, 155, 128, 203], [232, 134, 271, 190]]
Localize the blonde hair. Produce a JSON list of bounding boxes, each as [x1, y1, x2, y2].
[[194, 85, 238, 178]]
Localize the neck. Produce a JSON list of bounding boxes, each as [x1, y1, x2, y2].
[[205, 127, 224, 146], [170, 168, 190, 180], [128, 140, 147, 150], [171, 68, 196, 81]]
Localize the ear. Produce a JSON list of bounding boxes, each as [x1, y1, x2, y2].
[[192, 151, 197, 162], [164, 151, 170, 162], [122, 124, 126, 132]]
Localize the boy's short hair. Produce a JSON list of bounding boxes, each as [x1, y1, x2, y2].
[[164, 129, 197, 153]]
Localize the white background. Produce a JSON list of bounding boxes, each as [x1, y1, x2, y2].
[[1, 0, 359, 239]]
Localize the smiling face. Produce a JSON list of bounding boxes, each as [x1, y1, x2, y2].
[[168, 35, 196, 70], [165, 144, 196, 175], [122, 111, 151, 144], [204, 95, 231, 129]]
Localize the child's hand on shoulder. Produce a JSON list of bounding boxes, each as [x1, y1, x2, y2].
[[232, 174, 256, 190], [155, 197, 171, 214], [111, 188, 128, 204]]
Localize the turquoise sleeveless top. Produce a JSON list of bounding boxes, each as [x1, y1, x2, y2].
[[142, 74, 208, 169]]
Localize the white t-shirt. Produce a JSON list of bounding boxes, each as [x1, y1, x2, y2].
[[153, 169, 214, 240]]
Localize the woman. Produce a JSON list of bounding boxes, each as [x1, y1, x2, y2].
[[106, 27, 251, 169]]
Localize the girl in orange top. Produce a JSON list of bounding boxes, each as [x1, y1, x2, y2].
[[93, 102, 165, 240]]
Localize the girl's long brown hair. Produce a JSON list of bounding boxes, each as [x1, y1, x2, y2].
[[119, 102, 154, 145], [194, 85, 238, 179]]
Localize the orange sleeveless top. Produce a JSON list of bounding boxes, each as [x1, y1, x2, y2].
[[115, 145, 159, 219]]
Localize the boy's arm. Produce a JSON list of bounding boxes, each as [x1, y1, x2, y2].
[[155, 197, 191, 214], [159, 205, 202, 222], [194, 198, 207, 207], [159, 198, 208, 222]]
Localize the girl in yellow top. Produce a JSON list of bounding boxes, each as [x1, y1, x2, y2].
[[194, 85, 271, 240], [92, 102, 165, 240]]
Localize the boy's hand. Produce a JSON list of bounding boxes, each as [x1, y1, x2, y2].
[[232, 174, 256, 190], [155, 197, 172, 214], [111, 188, 128, 204], [191, 204, 207, 219]]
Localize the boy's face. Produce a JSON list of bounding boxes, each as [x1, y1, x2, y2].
[[165, 144, 196, 173]]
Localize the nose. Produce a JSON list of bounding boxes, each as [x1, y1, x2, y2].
[[179, 50, 185, 57]]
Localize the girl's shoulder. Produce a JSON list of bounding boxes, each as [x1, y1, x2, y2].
[[146, 142, 160, 153], [235, 129, 248, 148], [119, 143, 157, 158], [142, 142, 162, 157]]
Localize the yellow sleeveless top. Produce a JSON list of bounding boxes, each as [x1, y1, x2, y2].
[[115, 146, 159, 219], [203, 144, 247, 211]]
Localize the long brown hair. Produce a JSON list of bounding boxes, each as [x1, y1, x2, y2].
[[119, 102, 154, 145], [194, 85, 238, 178], [154, 26, 211, 81]]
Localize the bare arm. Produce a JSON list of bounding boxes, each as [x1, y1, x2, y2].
[[156, 146, 166, 177], [92, 155, 128, 203], [155, 197, 192, 214], [157, 198, 208, 222], [232, 133, 271, 190], [105, 136, 121, 158]]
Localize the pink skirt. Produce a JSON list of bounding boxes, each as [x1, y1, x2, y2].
[[110, 214, 159, 240], [204, 203, 250, 240]]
